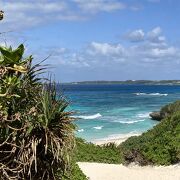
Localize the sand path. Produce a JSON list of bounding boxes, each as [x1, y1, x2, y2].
[[78, 162, 180, 180]]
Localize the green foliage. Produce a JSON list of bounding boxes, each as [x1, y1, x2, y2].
[[75, 138, 123, 164], [73, 101, 180, 168], [119, 110, 180, 165], [0, 44, 25, 65], [160, 100, 180, 118], [0, 44, 75, 179], [68, 163, 87, 180], [62, 161, 87, 180]]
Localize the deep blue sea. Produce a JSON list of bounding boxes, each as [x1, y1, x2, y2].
[[61, 84, 180, 142]]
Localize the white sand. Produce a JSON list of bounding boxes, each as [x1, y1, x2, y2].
[[92, 133, 141, 145], [78, 162, 180, 180], [92, 137, 129, 145], [83, 135, 180, 179]]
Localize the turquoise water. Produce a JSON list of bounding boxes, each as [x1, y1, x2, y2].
[[61, 84, 180, 141]]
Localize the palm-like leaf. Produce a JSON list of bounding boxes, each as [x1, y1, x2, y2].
[[0, 44, 75, 180], [0, 44, 25, 65]]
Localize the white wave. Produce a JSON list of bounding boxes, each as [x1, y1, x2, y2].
[[77, 129, 84, 132], [93, 126, 103, 130], [74, 113, 102, 120], [107, 131, 141, 139], [135, 92, 168, 96], [115, 119, 145, 124], [94, 131, 142, 142], [136, 112, 150, 118], [151, 93, 168, 96], [135, 93, 146, 95]]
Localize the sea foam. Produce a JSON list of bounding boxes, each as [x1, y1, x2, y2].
[[136, 112, 150, 118], [135, 93, 168, 96], [116, 119, 145, 124], [78, 129, 84, 132], [74, 113, 102, 120], [95, 131, 142, 142], [93, 126, 103, 130]]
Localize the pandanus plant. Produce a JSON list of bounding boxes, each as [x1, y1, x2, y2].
[[0, 45, 28, 97], [0, 44, 75, 179]]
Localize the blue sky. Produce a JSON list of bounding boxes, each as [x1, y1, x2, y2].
[[0, 0, 180, 82]]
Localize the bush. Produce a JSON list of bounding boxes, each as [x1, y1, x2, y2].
[[119, 111, 180, 165], [76, 138, 123, 164], [160, 100, 180, 118], [0, 44, 75, 179], [62, 161, 87, 180]]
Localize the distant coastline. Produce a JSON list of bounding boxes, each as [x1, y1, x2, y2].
[[63, 80, 180, 85]]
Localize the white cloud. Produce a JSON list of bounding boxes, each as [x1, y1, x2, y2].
[[73, 0, 126, 13], [0, 0, 143, 31], [148, 27, 162, 36], [147, 47, 178, 59], [88, 42, 125, 56], [126, 29, 145, 42], [48, 27, 180, 67], [0, 1, 84, 30], [126, 27, 166, 44], [147, 27, 166, 43]]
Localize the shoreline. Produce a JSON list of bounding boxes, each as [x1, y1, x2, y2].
[[91, 133, 141, 145]]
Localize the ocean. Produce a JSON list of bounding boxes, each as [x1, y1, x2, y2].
[[61, 84, 180, 142]]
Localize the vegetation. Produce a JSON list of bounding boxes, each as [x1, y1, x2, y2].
[[159, 100, 180, 119], [62, 161, 87, 180], [65, 80, 180, 85], [0, 44, 75, 179], [76, 138, 122, 164], [0, 42, 179, 180], [119, 110, 180, 165], [75, 101, 180, 167]]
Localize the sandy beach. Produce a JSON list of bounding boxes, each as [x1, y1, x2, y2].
[[78, 162, 180, 180], [92, 133, 141, 145], [80, 136, 180, 180], [92, 137, 129, 145]]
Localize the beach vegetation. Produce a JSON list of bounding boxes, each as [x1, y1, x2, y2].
[[0, 44, 75, 179], [74, 101, 180, 167], [160, 100, 180, 118], [119, 109, 180, 165], [62, 160, 87, 180], [76, 138, 123, 164]]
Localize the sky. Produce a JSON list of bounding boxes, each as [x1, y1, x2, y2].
[[0, 0, 180, 82]]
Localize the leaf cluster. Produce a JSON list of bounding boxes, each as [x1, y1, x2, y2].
[[0, 44, 75, 180]]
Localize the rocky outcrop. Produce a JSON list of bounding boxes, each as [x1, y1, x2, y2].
[[149, 112, 163, 121], [150, 100, 180, 121]]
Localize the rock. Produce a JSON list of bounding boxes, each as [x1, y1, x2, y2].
[[149, 112, 162, 121], [124, 149, 151, 166]]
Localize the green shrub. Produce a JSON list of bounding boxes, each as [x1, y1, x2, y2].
[[76, 138, 123, 164], [160, 100, 180, 118], [0, 44, 75, 179], [120, 111, 180, 165], [62, 161, 87, 180]]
